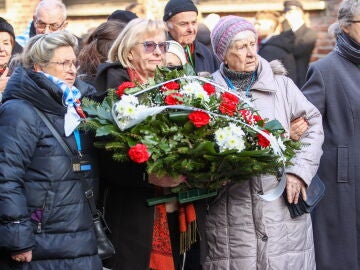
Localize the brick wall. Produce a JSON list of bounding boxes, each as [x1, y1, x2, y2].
[[4, 0, 40, 35], [2, 0, 344, 61], [309, 0, 341, 61]]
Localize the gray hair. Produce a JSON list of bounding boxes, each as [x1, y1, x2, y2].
[[35, 0, 67, 21], [329, 0, 360, 36], [20, 31, 78, 69], [108, 18, 167, 69]]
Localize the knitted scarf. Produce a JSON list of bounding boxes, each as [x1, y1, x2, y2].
[[149, 198, 197, 270], [335, 31, 360, 65], [221, 64, 257, 93]]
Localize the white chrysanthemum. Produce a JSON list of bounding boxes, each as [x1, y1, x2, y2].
[[180, 82, 210, 102], [215, 124, 246, 153], [120, 94, 139, 105], [215, 128, 228, 146], [115, 101, 137, 118]]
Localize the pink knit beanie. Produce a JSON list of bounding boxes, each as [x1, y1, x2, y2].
[[210, 16, 257, 62]]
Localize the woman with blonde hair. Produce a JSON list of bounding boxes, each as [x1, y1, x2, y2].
[[94, 18, 189, 270]]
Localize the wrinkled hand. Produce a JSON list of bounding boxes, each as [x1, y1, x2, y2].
[[286, 174, 307, 204], [0, 67, 9, 92], [148, 174, 186, 188], [11, 250, 32, 263], [290, 117, 308, 141]]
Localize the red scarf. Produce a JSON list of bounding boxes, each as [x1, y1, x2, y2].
[[149, 202, 196, 270], [127, 68, 145, 84], [126, 68, 198, 269]]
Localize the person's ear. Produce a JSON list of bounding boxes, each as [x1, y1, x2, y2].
[[128, 51, 134, 61], [342, 25, 350, 35], [33, 63, 43, 72]]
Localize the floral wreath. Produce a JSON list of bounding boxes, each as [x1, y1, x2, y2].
[[82, 65, 300, 201]]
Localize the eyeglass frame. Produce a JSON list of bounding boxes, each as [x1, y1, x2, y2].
[[35, 20, 66, 31], [47, 60, 77, 71], [136, 41, 169, 54]]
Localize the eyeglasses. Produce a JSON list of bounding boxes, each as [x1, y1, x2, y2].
[[48, 60, 77, 71], [137, 41, 169, 54], [35, 20, 65, 31]]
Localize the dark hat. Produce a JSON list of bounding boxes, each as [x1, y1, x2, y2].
[[107, 10, 138, 23], [163, 0, 198, 21], [283, 1, 303, 12], [0, 17, 15, 40]]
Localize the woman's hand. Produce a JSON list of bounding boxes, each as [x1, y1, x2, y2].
[[11, 250, 32, 263], [286, 174, 307, 204], [148, 174, 186, 188], [290, 117, 308, 141]]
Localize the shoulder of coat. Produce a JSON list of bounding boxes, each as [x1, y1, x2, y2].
[[269, 60, 287, 76]]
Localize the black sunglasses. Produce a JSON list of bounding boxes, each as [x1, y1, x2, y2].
[[137, 41, 169, 54]]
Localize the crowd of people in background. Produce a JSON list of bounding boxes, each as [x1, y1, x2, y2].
[[0, 0, 359, 269]]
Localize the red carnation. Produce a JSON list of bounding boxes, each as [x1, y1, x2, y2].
[[219, 101, 238, 116], [257, 130, 271, 148], [203, 83, 216, 96], [116, 82, 136, 97], [188, 111, 210, 128], [221, 92, 239, 104], [164, 93, 184, 105], [128, 144, 150, 163], [161, 81, 180, 92]]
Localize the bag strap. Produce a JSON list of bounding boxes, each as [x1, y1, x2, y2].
[[34, 107, 73, 157], [33, 107, 99, 218]]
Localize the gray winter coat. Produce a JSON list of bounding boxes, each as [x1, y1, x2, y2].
[[302, 51, 360, 270], [203, 57, 323, 270]]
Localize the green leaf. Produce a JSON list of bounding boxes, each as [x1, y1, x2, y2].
[[168, 111, 190, 123], [96, 125, 118, 137]]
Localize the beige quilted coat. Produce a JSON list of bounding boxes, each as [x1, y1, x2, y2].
[[203, 57, 324, 270]]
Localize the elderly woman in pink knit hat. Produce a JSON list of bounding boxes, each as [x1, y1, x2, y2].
[[200, 16, 324, 270]]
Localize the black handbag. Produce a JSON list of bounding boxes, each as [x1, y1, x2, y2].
[[284, 174, 325, 218], [34, 107, 115, 260]]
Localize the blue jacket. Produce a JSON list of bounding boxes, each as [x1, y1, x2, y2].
[[0, 67, 102, 270]]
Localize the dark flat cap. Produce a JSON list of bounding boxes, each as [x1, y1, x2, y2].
[[108, 10, 138, 23], [163, 0, 198, 21], [283, 0, 303, 12]]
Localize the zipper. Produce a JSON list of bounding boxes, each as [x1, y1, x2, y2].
[[36, 192, 48, 233]]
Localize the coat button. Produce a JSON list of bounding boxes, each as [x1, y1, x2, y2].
[[261, 235, 268, 242]]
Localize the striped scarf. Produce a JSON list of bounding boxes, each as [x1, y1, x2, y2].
[[335, 31, 360, 65], [41, 72, 84, 136]]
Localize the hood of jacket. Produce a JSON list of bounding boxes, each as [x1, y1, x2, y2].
[[94, 62, 128, 94], [252, 57, 287, 93], [2, 66, 95, 116]]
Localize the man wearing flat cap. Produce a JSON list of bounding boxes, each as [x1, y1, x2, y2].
[[163, 0, 219, 76], [282, 0, 317, 88]]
